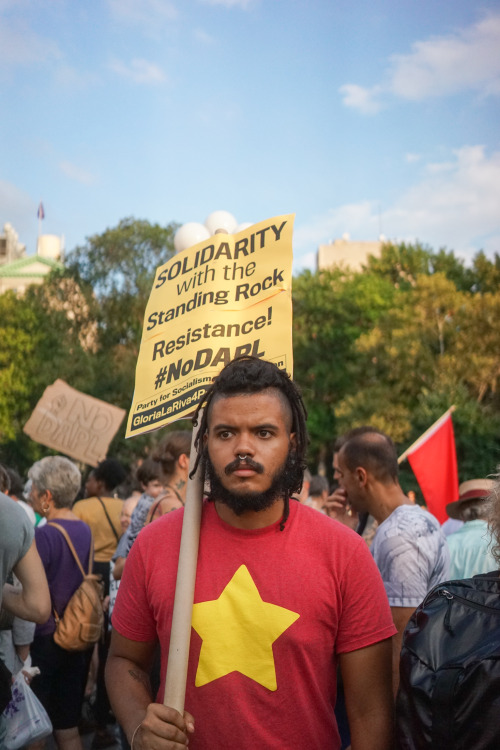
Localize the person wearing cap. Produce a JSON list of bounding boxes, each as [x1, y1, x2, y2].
[[446, 478, 497, 579]]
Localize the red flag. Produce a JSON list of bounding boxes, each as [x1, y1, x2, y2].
[[405, 411, 459, 523], [37, 202, 45, 220]]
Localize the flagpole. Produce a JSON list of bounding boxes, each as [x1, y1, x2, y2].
[[398, 405, 456, 464], [37, 202, 44, 254]]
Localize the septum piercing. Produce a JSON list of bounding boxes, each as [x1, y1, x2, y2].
[[238, 454, 248, 460]]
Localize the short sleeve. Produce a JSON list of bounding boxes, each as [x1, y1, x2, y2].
[[372, 509, 448, 607], [336, 535, 396, 653]]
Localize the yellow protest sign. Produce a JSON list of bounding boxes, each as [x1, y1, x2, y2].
[[126, 214, 294, 437]]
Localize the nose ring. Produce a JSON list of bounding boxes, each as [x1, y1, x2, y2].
[[238, 454, 247, 460]]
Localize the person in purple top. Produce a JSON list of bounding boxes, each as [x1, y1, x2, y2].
[[28, 456, 93, 750]]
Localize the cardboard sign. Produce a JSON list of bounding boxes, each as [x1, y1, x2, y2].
[[24, 379, 126, 466], [126, 214, 295, 437]]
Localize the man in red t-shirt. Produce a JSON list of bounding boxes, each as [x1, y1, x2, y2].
[[106, 356, 396, 750]]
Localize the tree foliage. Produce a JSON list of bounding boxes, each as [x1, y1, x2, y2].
[[0, 218, 178, 473], [293, 242, 500, 487], [0, 282, 94, 470]]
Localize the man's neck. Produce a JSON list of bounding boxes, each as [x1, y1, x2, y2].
[[214, 497, 285, 530], [369, 483, 412, 525]]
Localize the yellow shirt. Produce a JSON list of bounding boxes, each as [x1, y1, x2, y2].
[[72, 496, 123, 562]]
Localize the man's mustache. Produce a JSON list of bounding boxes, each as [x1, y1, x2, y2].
[[224, 457, 264, 475]]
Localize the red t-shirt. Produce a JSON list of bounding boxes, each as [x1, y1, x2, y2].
[[113, 499, 396, 749]]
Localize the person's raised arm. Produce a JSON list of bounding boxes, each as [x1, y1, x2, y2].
[[339, 638, 394, 750], [2, 540, 50, 624], [106, 629, 194, 749]]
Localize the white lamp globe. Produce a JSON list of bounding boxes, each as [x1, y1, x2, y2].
[[174, 223, 211, 253], [204, 210, 238, 235]]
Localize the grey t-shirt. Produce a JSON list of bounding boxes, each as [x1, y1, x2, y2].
[[371, 504, 449, 608], [0, 493, 34, 610]]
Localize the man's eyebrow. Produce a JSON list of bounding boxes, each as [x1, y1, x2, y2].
[[211, 421, 280, 431]]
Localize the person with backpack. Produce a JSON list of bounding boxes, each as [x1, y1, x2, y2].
[[395, 470, 500, 749], [26, 456, 93, 750], [73, 458, 127, 749]]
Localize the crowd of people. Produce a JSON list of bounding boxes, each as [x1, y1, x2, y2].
[[1, 355, 499, 749]]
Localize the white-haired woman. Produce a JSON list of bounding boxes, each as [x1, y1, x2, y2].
[[28, 456, 93, 750]]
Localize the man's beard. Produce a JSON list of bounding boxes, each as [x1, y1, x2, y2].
[[204, 449, 299, 516]]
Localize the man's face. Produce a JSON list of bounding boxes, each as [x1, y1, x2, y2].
[[332, 451, 341, 482], [336, 449, 366, 513], [204, 389, 296, 514]]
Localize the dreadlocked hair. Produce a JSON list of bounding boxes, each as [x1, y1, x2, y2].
[[190, 356, 309, 530]]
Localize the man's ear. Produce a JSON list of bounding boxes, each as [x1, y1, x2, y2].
[[356, 467, 368, 487], [289, 432, 297, 449]]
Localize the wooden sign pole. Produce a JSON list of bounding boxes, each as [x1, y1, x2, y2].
[[163, 417, 204, 713]]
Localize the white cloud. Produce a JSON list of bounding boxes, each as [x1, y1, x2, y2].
[[109, 58, 167, 85], [390, 14, 500, 100], [294, 146, 500, 269], [405, 153, 421, 164], [107, 0, 177, 26], [59, 162, 96, 186], [339, 84, 383, 115], [340, 12, 500, 113]]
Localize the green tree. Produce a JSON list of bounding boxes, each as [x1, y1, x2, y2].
[[0, 218, 179, 474], [0, 282, 94, 472], [66, 217, 178, 354], [63, 217, 179, 466], [335, 271, 500, 484], [366, 241, 478, 292], [292, 267, 395, 471], [294, 241, 500, 485]]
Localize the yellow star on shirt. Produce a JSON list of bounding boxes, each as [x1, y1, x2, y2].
[[191, 564, 299, 691]]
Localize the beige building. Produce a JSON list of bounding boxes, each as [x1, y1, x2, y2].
[[0, 223, 25, 264], [0, 224, 63, 294], [317, 235, 383, 272]]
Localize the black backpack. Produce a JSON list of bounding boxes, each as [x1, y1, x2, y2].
[[395, 572, 500, 750]]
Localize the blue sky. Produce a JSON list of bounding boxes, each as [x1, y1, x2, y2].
[[1, 0, 499, 272]]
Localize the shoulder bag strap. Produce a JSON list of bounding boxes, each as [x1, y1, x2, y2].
[[48, 522, 93, 576], [96, 496, 120, 542], [164, 484, 184, 505], [147, 499, 163, 524], [48, 522, 94, 622]]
